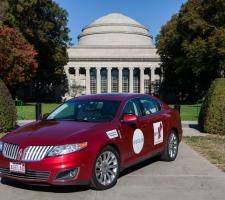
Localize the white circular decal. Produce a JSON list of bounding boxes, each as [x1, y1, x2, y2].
[[132, 129, 144, 154]]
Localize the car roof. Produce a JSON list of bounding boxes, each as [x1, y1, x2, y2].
[[69, 93, 156, 102]]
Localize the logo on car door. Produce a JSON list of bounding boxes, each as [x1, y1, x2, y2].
[[132, 129, 144, 154], [153, 121, 163, 145]]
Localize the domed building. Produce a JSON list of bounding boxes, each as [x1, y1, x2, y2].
[[64, 13, 161, 96]]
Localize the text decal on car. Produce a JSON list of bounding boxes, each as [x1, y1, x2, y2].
[[133, 129, 144, 154], [153, 121, 163, 145], [106, 129, 119, 139]]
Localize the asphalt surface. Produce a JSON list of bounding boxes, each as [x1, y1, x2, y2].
[[0, 142, 225, 200]]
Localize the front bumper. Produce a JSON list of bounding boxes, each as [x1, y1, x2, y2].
[[0, 150, 94, 185]]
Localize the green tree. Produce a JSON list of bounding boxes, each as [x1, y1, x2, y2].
[[156, 0, 225, 102], [0, 26, 38, 86], [4, 0, 71, 100]]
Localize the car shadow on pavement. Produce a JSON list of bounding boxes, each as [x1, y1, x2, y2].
[[119, 155, 159, 178], [0, 178, 89, 193], [0, 156, 160, 193]]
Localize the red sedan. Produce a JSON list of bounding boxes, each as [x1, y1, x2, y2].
[[0, 94, 182, 190]]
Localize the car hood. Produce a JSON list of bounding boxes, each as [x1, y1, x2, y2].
[[3, 120, 100, 147]]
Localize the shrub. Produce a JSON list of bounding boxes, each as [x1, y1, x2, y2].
[[198, 78, 225, 135], [0, 79, 17, 132]]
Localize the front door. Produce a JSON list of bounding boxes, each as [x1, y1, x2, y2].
[[119, 99, 150, 165]]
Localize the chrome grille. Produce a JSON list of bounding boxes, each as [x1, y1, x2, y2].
[[0, 167, 50, 181], [2, 143, 54, 161], [2, 143, 19, 160], [22, 146, 53, 161]]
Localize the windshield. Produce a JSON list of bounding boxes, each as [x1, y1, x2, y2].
[[47, 100, 121, 122]]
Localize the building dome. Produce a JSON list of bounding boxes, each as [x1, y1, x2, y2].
[[78, 13, 153, 46]]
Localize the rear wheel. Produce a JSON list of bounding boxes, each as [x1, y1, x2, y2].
[[161, 130, 179, 161], [90, 146, 120, 190]]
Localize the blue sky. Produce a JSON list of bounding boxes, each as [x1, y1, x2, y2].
[[54, 0, 187, 45]]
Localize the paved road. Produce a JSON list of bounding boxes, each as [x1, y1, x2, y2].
[[0, 143, 225, 200]]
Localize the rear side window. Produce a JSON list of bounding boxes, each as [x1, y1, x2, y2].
[[139, 98, 161, 115], [122, 99, 142, 117]]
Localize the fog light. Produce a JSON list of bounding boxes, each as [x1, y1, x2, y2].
[[56, 168, 78, 180]]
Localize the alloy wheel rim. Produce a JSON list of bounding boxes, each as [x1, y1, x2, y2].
[[168, 132, 178, 158], [95, 151, 118, 186]]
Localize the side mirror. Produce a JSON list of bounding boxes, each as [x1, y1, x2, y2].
[[122, 114, 138, 125], [42, 113, 49, 120]]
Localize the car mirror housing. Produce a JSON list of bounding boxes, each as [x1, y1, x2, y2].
[[122, 114, 138, 125], [42, 113, 49, 120]]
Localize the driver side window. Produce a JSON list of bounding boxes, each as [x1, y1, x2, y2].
[[122, 100, 141, 117]]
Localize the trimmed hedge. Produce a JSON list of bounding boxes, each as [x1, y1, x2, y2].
[[198, 78, 225, 135], [0, 79, 17, 132]]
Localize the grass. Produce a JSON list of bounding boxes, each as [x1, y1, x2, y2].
[[180, 104, 201, 121], [170, 104, 201, 121], [16, 103, 60, 120], [184, 135, 225, 172], [16, 103, 201, 121]]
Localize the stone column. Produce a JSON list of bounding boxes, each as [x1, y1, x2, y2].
[[96, 67, 101, 94], [107, 67, 112, 93], [140, 68, 145, 94], [129, 67, 134, 93], [65, 66, 69, 77], [150, 67, 155, 94], [119, 68, 123, 93], [151, 67, 155, 83], [75, 67, 80, 85], [85, 67, 90, 95]]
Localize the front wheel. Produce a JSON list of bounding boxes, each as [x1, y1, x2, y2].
[[161, 130, 179, 161], [90, 146, 120, 190]]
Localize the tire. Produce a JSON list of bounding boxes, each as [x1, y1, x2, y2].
[[161, 130, 179, 161], [90, 146, 120, 190]]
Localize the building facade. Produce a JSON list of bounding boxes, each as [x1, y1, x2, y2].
[[64, 13, 161, 97]]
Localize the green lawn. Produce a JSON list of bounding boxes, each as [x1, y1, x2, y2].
[[17, 103, 60, 120], [17, 103, 201, 121], [180, 104, 201, 121]]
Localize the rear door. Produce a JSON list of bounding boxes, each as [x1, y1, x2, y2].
[[138, 97, 166, 152]]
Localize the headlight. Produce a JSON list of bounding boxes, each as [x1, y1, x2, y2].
[[47, 142, 88, 157], [0, 141, 3, 152]]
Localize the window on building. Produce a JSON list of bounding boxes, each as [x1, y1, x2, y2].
[[79, 68, 86, 75], [68, 67, 75, 75], [133, 77, 139, 93], [112, 68, 118, 93], [144, 79, 150, 94], [101, 69, 107, 93], [133, 69, 140, 93], [155, 67, 161, 75], [90, 68, 97, 94], [122, 69, 129, 93]]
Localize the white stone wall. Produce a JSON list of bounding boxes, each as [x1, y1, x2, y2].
[[64, 13, 161, 97]]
